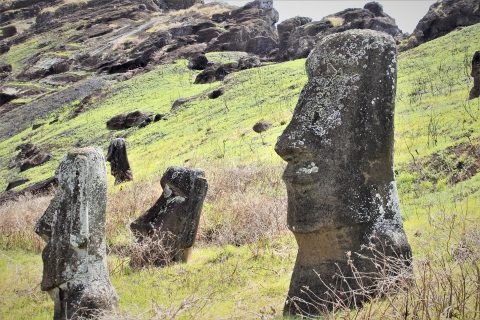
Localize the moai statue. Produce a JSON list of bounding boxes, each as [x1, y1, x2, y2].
[[130, 166, 208, 267], [275, 30, 412, 316], [35, 147, 118, 320], [106, 138, 133, 184], [469, 51, 480, 100]]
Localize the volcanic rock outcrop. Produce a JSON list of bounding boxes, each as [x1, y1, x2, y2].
[[275, 30, 412, 315], [276, 2, 403, 61], [106, 110, 153, 130], [402, 0, 480, 51], [470, 51, 480, 100], [13, 142, 52, 172], [130, 166, 208, 267], [106, 138, 133, 184], [35, 147, 118, 320]]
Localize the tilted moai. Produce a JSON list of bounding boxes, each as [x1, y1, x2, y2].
[[469, 51, 480, 100], [106, 138, 133, 184], [275, 30, 412, 316], [35, 148, 118, 320], [130, 166, 208, 267]]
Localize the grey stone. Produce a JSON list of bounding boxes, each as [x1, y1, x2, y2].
[[106, 138, 133, 184], [130, 166, 208, 267], [469, 51, 480, 100], [253, 121, 272, 133], [35, 147, 118, 319], [275, 30, 412, 316]]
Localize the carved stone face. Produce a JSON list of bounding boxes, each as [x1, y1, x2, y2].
[[35, 148, 108, 291], [275, 30, 398, 233]]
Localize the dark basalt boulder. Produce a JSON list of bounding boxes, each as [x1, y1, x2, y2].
[[208, 88, 224, 99], [5, 178, 30, 191], [207, 0, 279, 56], [0, 25, 17, 40], [275, 30, 412, 316], [130, 166, 208, 267], [253, 121, 272, 133], [194, 55, 262, 84], [0, 176, 57, 205], [276, 1, 404, 61], [0, 62, 12, 73], [402, 0, 480, 51], [188, 54, 209, 70], [0, 43, 9, 54], [106, 110, 154, 130], [13, 143, 52, 172], [470, 51, 480, 100]]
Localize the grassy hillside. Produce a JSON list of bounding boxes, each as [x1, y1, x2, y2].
[[0, 24, 479, 319]]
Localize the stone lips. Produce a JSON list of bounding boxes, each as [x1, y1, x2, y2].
[[35, 147, 118, 319], [275, 29, 412, 315]]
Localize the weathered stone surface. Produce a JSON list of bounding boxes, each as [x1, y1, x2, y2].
[[402, 0, 480, 51], [106, 110, 153, 130], [470, 51, 480, 100], [0, 43, 10, 54], [194, 55, 261, 84], [0, 25, 17, 39], [35, 147, 118, 319], [19, 56, 70, 80], [207, 0, 279, 56], [253, 121, 272, 133], [276, 2, 403, 61], [106, 138, 133, 184], [130, 166, 208, 267], [275, 30, 412, 315]]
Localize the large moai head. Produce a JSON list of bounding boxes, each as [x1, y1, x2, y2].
[[106, 138, 133, 184], [275, 29, 412, 316], [35, 147, 118, 319], [130, 166, 208, 267]]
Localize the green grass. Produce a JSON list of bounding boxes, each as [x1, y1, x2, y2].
[[0, 24, 479, 320]]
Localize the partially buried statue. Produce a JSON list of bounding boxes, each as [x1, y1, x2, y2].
[[35, 147, 118, 320], [130, 166, 208, 267], [106, 138, 133, 184], [275, 29, 412, 316]]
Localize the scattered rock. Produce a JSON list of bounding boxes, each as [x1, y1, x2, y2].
[[0, 25, 17, 39], [237, 55, 261, 70], [207, 0, 279, 56], [188, 54, 209, 70], [130, 166, 208, 267], [208, 88, 224, 99], [402, 0, 480, 50], [253, 121, 272, 133], [5, 178, 30, 191], [469, 51, 480, 100], [106, 138, 133, 184], [32, 123, 45, 130], [154, 113, 165, 122], [35, 148, 118, 319], [0, 176, 57, 205], [106, 110, 153, 130], [0, 62, 12, 73], [20, 56, 71, 80], [275, 30, 412, 316], [0, 43, 10, 54], [276, 2, 403, 61], [14, 142, 52, 172], [0, 91, 17, 106], [194, 55, 261, 84]]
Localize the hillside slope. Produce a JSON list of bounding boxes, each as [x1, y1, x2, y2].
[[0, 24, 479, 319]]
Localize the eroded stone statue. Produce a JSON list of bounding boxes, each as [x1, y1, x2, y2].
[[106, 138, 133, 184], [469, 51, 480, 100], [35, 147, 118, 320], [130, 166, 208, 267], [275, 29, 412, 316]]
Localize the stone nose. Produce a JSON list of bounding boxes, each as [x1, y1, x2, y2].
[[275, 131, 310, 162]]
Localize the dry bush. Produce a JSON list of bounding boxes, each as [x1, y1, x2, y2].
[[0, 193, 52, 252], [128, 230, 181, 269], [198, 165, 287, 246], [291, 206, 480, 319], [106, 179, 160, 242]]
